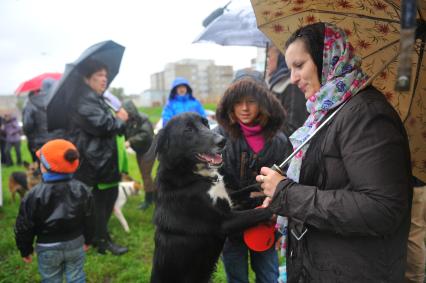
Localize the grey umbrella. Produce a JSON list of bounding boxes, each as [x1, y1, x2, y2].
[[193, 0, 270, 47], [46, 40, 125, 130]]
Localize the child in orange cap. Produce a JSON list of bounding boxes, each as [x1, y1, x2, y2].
[[15, 139, 94, 282]]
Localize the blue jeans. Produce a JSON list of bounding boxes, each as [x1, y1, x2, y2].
[[222, 237, 279, 283], [37, 246, 85, 283]]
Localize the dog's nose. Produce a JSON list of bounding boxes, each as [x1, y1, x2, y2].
[[215, 135, 226, 149]]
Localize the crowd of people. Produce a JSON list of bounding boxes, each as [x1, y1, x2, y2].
[[5, 21, 424, 283]]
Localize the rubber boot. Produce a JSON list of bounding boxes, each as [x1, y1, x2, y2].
[[139, 191, 154, 210]]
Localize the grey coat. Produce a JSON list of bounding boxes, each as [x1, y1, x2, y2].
[[269, 87, 412, 283]]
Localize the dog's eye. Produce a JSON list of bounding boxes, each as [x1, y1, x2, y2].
[[201, 118, 209, 127]]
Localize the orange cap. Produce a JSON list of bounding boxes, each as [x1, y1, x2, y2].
[[36, 139, 79, 173], [243, 222, 276, 252]]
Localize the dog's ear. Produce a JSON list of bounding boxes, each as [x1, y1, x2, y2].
[[121, 173, 132, 182], [144, 128, 168, 161], [23, 161, 30, 169]]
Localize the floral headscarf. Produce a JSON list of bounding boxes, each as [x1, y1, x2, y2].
[[286, 23, 369, 182]]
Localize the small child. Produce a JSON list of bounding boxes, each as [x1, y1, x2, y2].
[[15, 139, 94, 282]]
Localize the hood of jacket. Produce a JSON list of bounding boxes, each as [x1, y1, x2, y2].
[[28, 92, 48, 109], [169, 77, 193, 99], [267, 53, 290, 88]]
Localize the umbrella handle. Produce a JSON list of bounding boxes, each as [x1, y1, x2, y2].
[[271, 164, 284, 175]]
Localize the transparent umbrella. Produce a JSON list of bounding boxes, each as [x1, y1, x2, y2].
[[194, 0, 270, 47]]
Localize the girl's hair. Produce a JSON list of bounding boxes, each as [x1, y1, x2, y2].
[[285, 22, 325, 83], [79, 59, 109, 79], [216, 78, 285, 140]]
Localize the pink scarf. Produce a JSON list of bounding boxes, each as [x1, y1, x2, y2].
[[239, 122, 265, 154]]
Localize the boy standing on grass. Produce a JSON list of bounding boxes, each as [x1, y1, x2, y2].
[[15, 139, 94, 282]]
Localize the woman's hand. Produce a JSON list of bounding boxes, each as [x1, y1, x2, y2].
[[262, 196, 272, 208], [83, 244, 90, 252], [22, 255, 32, 263], [116, 108, 129, 122], [256, 167, 286, 198]]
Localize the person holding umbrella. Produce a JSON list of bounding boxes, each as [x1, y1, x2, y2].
[[257, 23, 412, 282], [67, 59, 129, 256]]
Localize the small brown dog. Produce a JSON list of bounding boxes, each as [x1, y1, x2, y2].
[[8, 161, 41, 202]]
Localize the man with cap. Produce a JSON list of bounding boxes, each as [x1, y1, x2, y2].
[[15, 139, 94, 283]]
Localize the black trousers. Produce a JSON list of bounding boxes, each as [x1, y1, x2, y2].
[[4, 141, 22, 165], [92, 185, 118, 241]]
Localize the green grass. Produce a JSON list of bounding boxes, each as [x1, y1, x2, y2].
[[139, 106, 163, 124]]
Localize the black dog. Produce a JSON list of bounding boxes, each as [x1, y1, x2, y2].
[[149, 112, 272, 283]]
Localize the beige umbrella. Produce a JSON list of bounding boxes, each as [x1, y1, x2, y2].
[[251, 0, 426, 181]]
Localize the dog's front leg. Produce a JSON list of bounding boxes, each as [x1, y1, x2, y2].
[[113, 207, 130, 233], [221, 207, 273, 235]]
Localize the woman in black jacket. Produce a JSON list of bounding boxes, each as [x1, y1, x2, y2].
[[122, 100, 156, 210], [68, 59, 128, 255], [257, 23, 412, 282], [216, 70, 292, 283]]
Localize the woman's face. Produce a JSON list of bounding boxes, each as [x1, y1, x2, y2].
[[85, 68, 108, 95], [285, 40, 321, 99], [233, 97, 260, 125], [266, 46, 280, 77], [176, 85, 187, 96]]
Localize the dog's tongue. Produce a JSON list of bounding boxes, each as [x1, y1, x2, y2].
[[211, 154, 222, 164], [199, 153, 223, 165]]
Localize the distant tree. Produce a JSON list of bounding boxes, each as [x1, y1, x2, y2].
[[110, 87, 125, 100]]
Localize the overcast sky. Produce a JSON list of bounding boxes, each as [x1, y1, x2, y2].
[[0, 0, 259, 95]]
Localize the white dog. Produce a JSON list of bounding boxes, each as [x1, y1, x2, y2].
[[113, 180, 143, 232]]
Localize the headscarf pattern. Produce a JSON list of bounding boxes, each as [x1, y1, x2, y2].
[[286, 23, 369, 182]]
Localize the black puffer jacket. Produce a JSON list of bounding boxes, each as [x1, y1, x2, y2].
[[269, 87, 412, 282], [15, 179, 94, 257], [122, 100, 154, 155], [68, 85, 125, 186], [22, 94, 65, 151], [217, 126, 292, 210]]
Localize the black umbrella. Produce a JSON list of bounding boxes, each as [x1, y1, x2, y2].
[[47, 40, 125, 130]]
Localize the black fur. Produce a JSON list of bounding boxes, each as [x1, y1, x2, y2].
[[150, 112, 272, 283]]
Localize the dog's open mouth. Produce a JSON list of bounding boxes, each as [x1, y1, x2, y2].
[[196, 153, 223, 167]]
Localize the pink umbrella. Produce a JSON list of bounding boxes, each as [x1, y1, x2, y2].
[[15, 72, 62, 95]]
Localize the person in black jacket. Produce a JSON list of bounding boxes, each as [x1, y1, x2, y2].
[[67, 59, 128, 255], [215, 70, 292, 283], [15, 139, 93, 283], [257, 23, 412, 283], [22, 78, 64, 161], [266, 45, 308, 136], [122, 100, 156, 210]]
